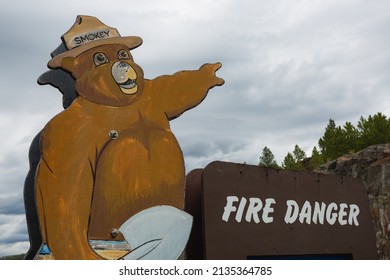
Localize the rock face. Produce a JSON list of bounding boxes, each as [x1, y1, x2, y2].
[[319, 144, 390, 259]]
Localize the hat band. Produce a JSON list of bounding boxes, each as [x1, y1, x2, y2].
[[65, 28, 120, 50]]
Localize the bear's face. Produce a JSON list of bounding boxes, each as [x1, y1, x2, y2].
[[61, 44, 144, 107]]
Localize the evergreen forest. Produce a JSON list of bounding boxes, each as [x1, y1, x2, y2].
[[259, 113, 390, 171]]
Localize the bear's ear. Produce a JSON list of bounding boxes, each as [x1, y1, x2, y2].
[[61, 57, 76, 74]]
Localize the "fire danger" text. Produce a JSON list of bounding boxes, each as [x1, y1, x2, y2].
[[222, 196, 360, 226]]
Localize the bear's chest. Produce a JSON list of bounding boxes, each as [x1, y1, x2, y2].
[[64, 98, 171, 152], [88, 121, 185, 241]]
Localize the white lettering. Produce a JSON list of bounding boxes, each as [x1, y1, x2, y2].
[[222, 196, 360, 226], [326, 203, 338, 225], [236, 197, 247, 222], [312, 202, 326, 224], [299, 200, 312, 224], [285, 200, 360, 226], [222, 196, 238, 222], [284, 200, 299, 224], [262, 198, 276, 223], [222, 196, 275, 223], [245, 198, 262, 223], [348, 204, 360, 226], [338, 203, 348, 225]]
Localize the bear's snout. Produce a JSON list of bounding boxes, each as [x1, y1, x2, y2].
[[111, 61, 138, 95], [112, 61, 133, 83]]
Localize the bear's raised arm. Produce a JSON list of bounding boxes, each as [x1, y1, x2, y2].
[[145, 63, 224, 120]]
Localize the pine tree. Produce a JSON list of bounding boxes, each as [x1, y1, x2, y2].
[[341, 121, 359, 154], [318, 119, 342, 161], [293, 144, 306, 163], [357, 113, 390, 149], [259, 146, 279, 168], [282, 152, 296, 170], [282, 145, 306, 171], [310, 146, 325, 169]]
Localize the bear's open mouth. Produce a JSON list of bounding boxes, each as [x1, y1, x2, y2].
[[118, 78, 136, 89]]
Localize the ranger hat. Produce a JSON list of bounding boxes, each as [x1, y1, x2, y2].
[[48, 15, 143, 68]]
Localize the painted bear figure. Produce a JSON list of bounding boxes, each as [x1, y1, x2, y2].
[[34, 16, 224, 259]]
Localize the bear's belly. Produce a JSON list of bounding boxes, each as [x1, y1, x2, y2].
[[88, 128, 185, 240]]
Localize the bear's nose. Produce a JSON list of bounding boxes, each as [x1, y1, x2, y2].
[[117, 61, 130, 71], [112, 61, 136, 84]]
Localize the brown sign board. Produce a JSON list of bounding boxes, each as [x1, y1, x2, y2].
[[185, 161, 377, 259]]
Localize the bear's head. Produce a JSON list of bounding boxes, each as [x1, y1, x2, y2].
[[46, 15, 144, 107], [60, 44, 145, 107]]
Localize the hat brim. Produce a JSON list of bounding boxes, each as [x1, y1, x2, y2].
[[48, 36, 143, 69]]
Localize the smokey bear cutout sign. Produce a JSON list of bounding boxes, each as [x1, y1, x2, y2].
[[26, 15, 224, 260]]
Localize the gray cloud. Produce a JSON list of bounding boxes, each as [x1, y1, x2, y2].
[[0, 194, 25, 216], [0, 214, 28, 244]]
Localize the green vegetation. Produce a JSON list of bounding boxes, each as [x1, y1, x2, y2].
[[281, 145, 306, 171], [319, 113, 390, 162], [258, 146, 280, 168], [259, 113, 390, 171]]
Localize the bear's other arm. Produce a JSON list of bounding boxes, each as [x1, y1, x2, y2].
[[35, 112, 104, 260]]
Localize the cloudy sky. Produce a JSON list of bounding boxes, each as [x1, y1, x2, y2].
[[0, 0, 389, 257]]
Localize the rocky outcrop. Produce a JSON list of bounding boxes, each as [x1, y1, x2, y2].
[[319, 144, 390, 259]]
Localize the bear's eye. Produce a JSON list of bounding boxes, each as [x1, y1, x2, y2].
[[93, 52, 109, 66], [118, 49, 130, 60]]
